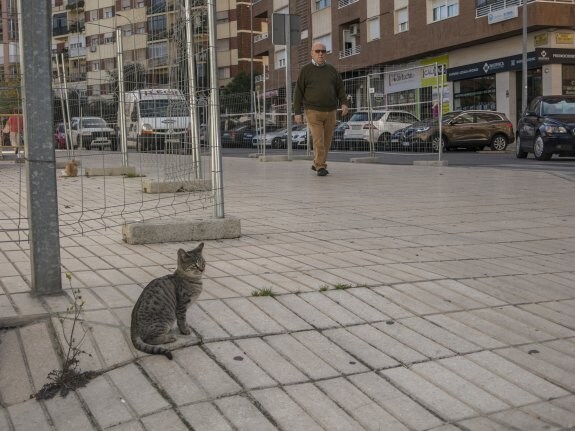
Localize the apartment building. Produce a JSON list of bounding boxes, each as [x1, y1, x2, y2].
[[0, 0, 19, 81]]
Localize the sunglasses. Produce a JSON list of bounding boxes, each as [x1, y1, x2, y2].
[[314, 49, 326, 54]]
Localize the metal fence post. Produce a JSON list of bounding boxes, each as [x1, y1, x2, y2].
[[19, 0, 62, 294]]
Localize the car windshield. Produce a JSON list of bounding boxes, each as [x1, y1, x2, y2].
[[81, 118, 107, 128], [348, 112, 385, 121], [542, 99, 575, 115], [139, 99, 190, 117]]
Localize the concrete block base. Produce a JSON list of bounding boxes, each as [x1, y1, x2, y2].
[[56, 159, 82, 169], [142, 179, 212, 194], [413, 160, 449, 166], [350, 156, 382, 163], [122, 215, 241, 244], [85, 166, 137, 176], [258, 154, 289, 162]]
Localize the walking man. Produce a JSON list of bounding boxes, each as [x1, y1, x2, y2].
[[293, 42, 348, 176]]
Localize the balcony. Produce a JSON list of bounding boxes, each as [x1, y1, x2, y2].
[[474, 0, 570, 18], [254, 32, 269, 43], [338, 0, 359, 9], [339, 45, 360, 59]]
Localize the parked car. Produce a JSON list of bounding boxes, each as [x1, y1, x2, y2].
[[516, 95, 575, 160], [276, 125, 309, 148], [391, 110, 514, 152], [252, 125, 299, 149], [54, 123, 67, 149], [343, 110, 419, 150], [222, 124, 259, 148], [70, 117, 117, 150], [331, 121, 349, 150]]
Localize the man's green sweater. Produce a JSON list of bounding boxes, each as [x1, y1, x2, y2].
[[293, 62, 347, 115]]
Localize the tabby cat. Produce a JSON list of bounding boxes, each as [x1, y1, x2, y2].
[[131, 242, 205, 360]]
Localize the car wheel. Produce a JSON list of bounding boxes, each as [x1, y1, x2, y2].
[[431, 135, 446, 152], [490, 134, 508, 151], [515, 135, 528, 159], [533, 135, 552, 161], [377, 133, 391, 151]]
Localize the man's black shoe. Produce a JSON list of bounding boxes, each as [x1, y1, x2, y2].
[[311, 165, 316, 171], [317, 168, 328, 176]]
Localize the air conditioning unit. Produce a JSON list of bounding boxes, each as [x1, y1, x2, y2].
[[350, 24, 359, 36], [90, 44, 97, 52]]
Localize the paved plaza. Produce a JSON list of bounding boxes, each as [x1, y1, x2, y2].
[[1, 154, 575, 430]]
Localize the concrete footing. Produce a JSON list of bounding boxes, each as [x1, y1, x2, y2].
[[141, 179, 212, 194], [413, 160, 449, 166], [85, 166, 137, 176], [122, 215, 241, 244], [350, 156, 382, 163]]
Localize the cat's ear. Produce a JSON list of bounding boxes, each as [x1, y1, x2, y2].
[[177, 248, 187, 261], [194, 242, 204, 253]]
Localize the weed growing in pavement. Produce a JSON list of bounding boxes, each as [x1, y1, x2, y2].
[[319, 285, 329, 292], [334, 283, 354, 290], [251, 287, 275, 297], [33, 273, 99, 400]]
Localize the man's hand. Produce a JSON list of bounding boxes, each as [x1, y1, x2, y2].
[[294, 114, 303, 125], [341, 105, 349, 117]]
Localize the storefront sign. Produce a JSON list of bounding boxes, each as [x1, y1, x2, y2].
[[536, 48, 575, 64], [534, 33, 548, 47], [555, 33, 574, 45], [447, 52, 537, 80], [487, 6, 518, 25]]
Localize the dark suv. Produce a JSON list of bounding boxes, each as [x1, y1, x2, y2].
[[516, 95, 575, 160]]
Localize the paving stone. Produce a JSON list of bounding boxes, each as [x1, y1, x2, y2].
[[381, 367, 477, 422], [19, 322, 61, 394], [521, 401, 575, 429], [489, 408, 563, 431], [175, 346, 241, 398], [107, 364, 170, 417], [90, 286, 133, 308], [372, 320, 454, 359], [223, 297, 284, 335], [425, 314, 506, 349], [140, 355, 209, 405], [235, 338, 308, 385], [180, 402, 234, 431], [467, 349, 572, 399], [275, 294, 339, 329], [0, 408, 10, 431], [434, 279, 506, 307], [347, 287, 414, 319], [89, 322, 135, 368], [106, 421, 146, 431], [348, 323, 428, 364], [323, 289, 389, 322], [284, 382, 364, 431], [291, 330, 369, 375], [516, 341, 575, 372], [297, 292, 365, 326], [249, 296, 312, 332], [187, 303, 230, 341], [519, 302, 575, 330], [322, 327, 399, 369], [140, 410, 188, 431], [78, 375, 134, 429], [412, 361, 510, 413], [400, 316, 480, 354], [264, 333, 339, 380], [390, 283, 463, 312], [349, 372, 444, 431], [199, 300, 258, 338], [457, 416, 516, 431], [0, 329, 33, 405], [44, 393, 94, 431], [214, 395, 277, 431], [372, 285, 439, 315], [251, 387, 324, 431], [447, 310, 531, 345], [317, 377, 409, 431], [439, 353, 550, 405], [473, 307, 556, 342], [501, 306, 575, 338], [204, 341, 276, 389], [8, 398, 51, 431]]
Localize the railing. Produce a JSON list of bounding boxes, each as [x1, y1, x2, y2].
[[255, 72, 269, 83], [339, 45, 360, 59], [475, 0, 573, 18], [254, 32, 269, 43], [338, 0, 359, 8]]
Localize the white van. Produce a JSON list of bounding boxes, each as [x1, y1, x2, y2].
[[122, 88, 189, 152]]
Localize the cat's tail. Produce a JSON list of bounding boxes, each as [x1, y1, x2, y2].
[[131, 332, 173, 360]]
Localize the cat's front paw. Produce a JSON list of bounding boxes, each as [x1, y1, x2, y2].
[[179, 325, 192, 335]]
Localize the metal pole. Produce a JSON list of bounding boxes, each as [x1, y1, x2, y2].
[[521, 0, 528, 114], [116, 28, 128, 167], [207, 0, 224, 218], [54, 54, 70, 152], [285, 15, 293, 161], [367, 74, 374, 156], [19, 0, 62, 294], [185, 0, 202, 178], [250, 0, 254, 117], [438, 63, 444, 162], [59, 53, 74, 156]]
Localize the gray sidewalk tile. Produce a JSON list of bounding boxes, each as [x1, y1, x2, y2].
[[347, 287, 414, 319], [501, 306, 575, 338], [461, 351, 568, 400], [223, 297, 285, 335], [107, 421, 146, 430], [187, 304, 230, 341], [249, 296, 313, 332], [237, 274, 291, 295], [175, 346, 242, 398], [434, 279, 506, 307], [326, 267, 386, 286], [78, 375, 134, 429], [275, 294, 339, 329], [520, 302, 575, 330], [0, 329, 34, 405], [438, 355, 541, 407], [264, 333, 339, 380], [540, 339, 575, 360], [140, 410, 189, 430], [272, 270, 326, 290], [0, 275, 30, 293], [235, 337, 308, 385], [372, 285, 440, 315], [284, 383, 364, 431], [302, 268, 356, 286], [7, 399, 52, 431], [251, 387, 324, 431], [198, 300, 258, 338], [317, 377, 410, 431], [19, 322, 61, 393], [0, 294, 17, 320], [323, 289, 389, 322], [204, 341, 276, 389], [390, 282, 463, 312], [90, 285, 134, 308], [425, 314, 506, 349], [0, 408, 10, 431], [297, 291, 365, 326], [489, 408, 563, 431], [107, 364, 170, 416], [323, 327, 400, 369], [348, 372, 444, 431], [180, 402, 234, 431], [447, 310, 532, 345], [291, 330, 370, 375], [44, 393, 94, 431], [473, 307, 557, 342], [381, 367, 477, 422], [202, 278, 246, 298], [257, 271, 315, 293], [214, 395, 277, 431], [456, 416, 515, 431], [410, 280, 486, 310], [521, 401, 575, 429]]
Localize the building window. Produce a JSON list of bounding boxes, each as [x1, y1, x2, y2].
[[92, 61, 100, 71], [104, 32, 114, 44], [148, 42, 168, 67], [92, 84, 101, 96], [218, 67, 231, 80], [136, 22, 146, 34], [148, 15, 167, 40], [431, 0, 458, 22], [367, 17, 380, 41], [104, 7, 113, 18], [89, 10, 98, 22], [122, 0, 131, 10], [315, 0, 330, 11], [150, 0, 166, 14], [122, 24, 132, 36], [216, 11, 229, 23], [396, 7, 408, 33], [275, 49, 286, 69]]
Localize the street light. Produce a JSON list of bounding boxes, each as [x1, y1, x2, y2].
[[521, 0, 528, 114]]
